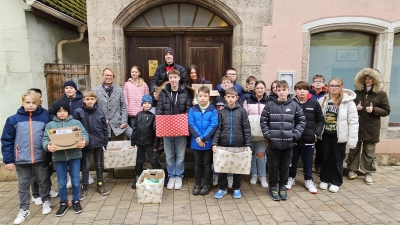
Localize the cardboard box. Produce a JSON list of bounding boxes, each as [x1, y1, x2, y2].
[[186, 84, 213, 99], [154, 81, 169, 96], [48, 126, 82, 150], [104, 141, 137, 169], [136, 169, 165, 204]]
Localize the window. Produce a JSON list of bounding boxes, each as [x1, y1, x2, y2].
[[309, 31, 374, 90], [390, 33, 400, 123]]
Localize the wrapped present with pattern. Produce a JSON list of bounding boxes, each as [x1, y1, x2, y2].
[[155, 114, 189, 137], [248, 115, 265, 141], [136, 169, 165, 204], [213, 146, 251, 174], [104, 141, 137, 169]]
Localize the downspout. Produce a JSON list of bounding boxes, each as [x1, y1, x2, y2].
[[57, 25, 86, 64]]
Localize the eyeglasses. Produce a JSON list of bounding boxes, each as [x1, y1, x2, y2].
[[313, 80, 324, 83], [328, 85, 340, 89], [226, 73, 237, 76]]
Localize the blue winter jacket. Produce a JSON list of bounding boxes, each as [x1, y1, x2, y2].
[[215, 81, 244, 98], [1, 107, 49, 164], [188, 104, 218, 150]]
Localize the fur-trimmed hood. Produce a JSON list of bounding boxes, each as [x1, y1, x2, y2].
[[354, 68, 383, 93]]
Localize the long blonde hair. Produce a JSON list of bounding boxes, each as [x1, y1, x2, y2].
[[130, 66, 143, 87], [324, 78, 344, 107]]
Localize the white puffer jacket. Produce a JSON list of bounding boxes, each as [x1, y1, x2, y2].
[[319, 89, 359, 148]]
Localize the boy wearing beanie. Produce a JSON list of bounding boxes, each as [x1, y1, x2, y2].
[[130, 94, 162, 189], [49, 80, 83, 120], [42, 99, 89, 216]]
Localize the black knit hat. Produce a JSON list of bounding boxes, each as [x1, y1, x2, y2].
[[64, 80, 77, 91], [52, 99, 70, 115], [164, 47, 174, 57]]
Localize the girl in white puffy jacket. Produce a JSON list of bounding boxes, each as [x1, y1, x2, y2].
[[318, 78, 358, 193]]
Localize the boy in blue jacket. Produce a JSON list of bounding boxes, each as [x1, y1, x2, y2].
[[188, 86, 218, 195]]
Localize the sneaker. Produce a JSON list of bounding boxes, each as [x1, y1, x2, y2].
[[72, 201, 82, 214], [167, 177, 176, 190], [32, 196, 43, 205], [233, 190, 242, 199], [279, 186, 288, 200], [250, 174, 258, 185], [88, 175, 95, 184], [305, 180, 317, 194], [192, 184, 201, 195], [212, 175, 218, 186], [348, 170, 358, 180], [259, 176, 269, 188], [97, 183, 110, 196], [215, 189, 227, 199], [286, 177, 295, 190], [319, 182, 328, 190], [364, 173, 373, 184], [269, 187, 280, 201], [42, 200, 51, 215], [199, 185, 211, 195], [14, 209, 30, 224], [227, 176, 233, 189], [49, 190, 59, 198], [55, 201, 69, 217], [329, 184, 339, 193], [174, 178, 183, 190], [79, 187, 89, 200]]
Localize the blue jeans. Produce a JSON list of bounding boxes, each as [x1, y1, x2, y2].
[[55, 158, 81, 202], [163, 136, 187, 178], [250, 141, 267, 177], [289, 145, 314, 180]]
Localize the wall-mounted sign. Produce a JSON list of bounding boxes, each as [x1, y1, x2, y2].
[[336, 49, 359, 61], [278, 72, 295, 94], [148, 60, 158, 77]]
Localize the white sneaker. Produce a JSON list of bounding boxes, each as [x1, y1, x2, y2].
[[14, 209, 30, 225], [259, 176, 269, 188], [49, 190, 59, 198], [250, 174, 258, 185], [32, 196, 42, 205], [319, 182, 328, 190], [42, 201, 51, 215], [167, 177, 176, 190], [88, 174, 95, 184], [348, 171, 358, 180], [67, 177, 72, 189], [305, 180, 317, 194], [329, 184, 339, 193], [174, 177, 182, 190], [286, 177, 295, 190], [364, 173, 373, 184], [212, 175, 218, 186], [227, 176, 233, 189]]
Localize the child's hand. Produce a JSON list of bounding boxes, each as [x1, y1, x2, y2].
[[196, 137, 205, 147], [5, 163, 14, 171], [153, 92, 159, 100], [76, 139, 86, 148], [120, 123, 127, 129], [47, 142, 57, 152], [212, 145, 217, 153]]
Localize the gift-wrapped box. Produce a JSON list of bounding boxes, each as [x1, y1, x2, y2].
[[136, 169, 165, 204], [104, 141, 137, 169], [213, 146, 251, 174], [248, 115, 265, 141], [155, 114, 189, 137]]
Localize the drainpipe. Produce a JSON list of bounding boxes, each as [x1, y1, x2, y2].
[[57, 25, 86, 64]]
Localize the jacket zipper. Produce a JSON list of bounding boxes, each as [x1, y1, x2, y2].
[[29, 112, 35, 163], [229, 110, 232, 146]]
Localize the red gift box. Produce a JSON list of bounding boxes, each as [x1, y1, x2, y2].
[[155, 114, 189, 137]]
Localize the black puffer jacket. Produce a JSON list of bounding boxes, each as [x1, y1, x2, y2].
[[212, 103, 252, 147], [156, 84, 192, 115], [150, 62, 187, 93], [293, 94, 324, 145], [260, 98, 306, 150], [72, 105, 108, 149], [131, 110, 159, 149]]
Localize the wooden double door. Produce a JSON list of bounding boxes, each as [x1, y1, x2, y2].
[[125, 35, 231, 88]]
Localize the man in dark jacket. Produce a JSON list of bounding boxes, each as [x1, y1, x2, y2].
[[261, 80, 306, 201], [346, 68, 390, 184], [286, 81, 323, 194], [151, 47, 187, 99], [156, 69, 192, 190]]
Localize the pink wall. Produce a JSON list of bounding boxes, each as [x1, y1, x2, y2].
[[261, 0, 400, 86]]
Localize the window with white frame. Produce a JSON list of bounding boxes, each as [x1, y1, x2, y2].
[[390, 33, 400, 123], [309, 31, 374, 89]]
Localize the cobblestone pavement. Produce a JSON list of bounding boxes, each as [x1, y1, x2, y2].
[[1, 166, 400, 225]]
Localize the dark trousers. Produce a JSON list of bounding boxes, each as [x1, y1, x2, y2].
[[193, 150, 212, 185], [135, 144, 162, 177], [320, 134, 346, 186], [289, 145, 314, 180], [82, 146, 104, 188], [31, 163, 54, 198], [218, 173, 241, 190], [314, 140, 323, 167], [268, 148, 293, 187]]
